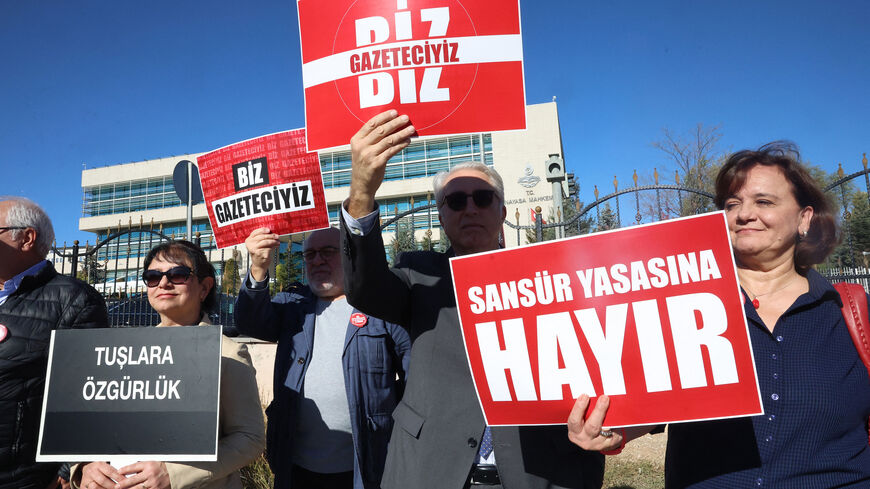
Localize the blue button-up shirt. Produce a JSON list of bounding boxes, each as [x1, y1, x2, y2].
[[665, 269, 870, 488], [0, 260, 49, 306]]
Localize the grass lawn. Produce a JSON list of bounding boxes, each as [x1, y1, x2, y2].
[[604, 457, 664, 489]]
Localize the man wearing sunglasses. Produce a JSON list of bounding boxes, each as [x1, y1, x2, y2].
[[0, 197, 108, 489], [234, 226, 410, 489], [339, 111, 605, 489]]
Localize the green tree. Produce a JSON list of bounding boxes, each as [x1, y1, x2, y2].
[[273, 245, 304, 293], [76, 252, 106, 284], [524, 211, 554, 244], [523, 197, 594, 244], [596, 203, 618, 232], [420, 229, 435, 251], [827, 190, 870, 269], [562, 196, 594, 238], [389, 217, 418, 265], [221, 255, 241, 294], [815, 163, 865, 270]]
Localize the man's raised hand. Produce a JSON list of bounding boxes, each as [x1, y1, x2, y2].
[[348, 110, 415, 218], [245, 227, 280, 282]]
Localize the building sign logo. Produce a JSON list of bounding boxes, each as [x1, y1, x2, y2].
[[298, 0, 527, 151], [517, 163, 540, 188]]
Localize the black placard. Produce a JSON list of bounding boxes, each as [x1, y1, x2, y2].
[[37, 325, 222, 462]]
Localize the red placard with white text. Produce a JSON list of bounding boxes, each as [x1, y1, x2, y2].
[[450, 212, 763, 427], [197, 130, 329, 248], [297, 0, 527, 151]]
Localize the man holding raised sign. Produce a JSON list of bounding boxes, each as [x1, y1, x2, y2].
[[340, 111, 604, 489], [236, 227, 410, 489]]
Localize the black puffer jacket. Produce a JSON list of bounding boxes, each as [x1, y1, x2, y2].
[[0, 262, 108, 489]]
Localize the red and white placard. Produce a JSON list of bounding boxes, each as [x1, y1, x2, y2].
[[197, 129, 329, 248], [298, 0, 527, 151], [450, 212, 763, 427]]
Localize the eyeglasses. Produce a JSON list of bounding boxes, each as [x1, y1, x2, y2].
[[142, 266, 193, 287], [302, 246, 339, 262], [0, 226, 26, 233], [440, 189, 497, 212]]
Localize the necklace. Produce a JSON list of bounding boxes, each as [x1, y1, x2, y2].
[[741, 276, 801, 309]]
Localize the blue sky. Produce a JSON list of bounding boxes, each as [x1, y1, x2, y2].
[[1, 0, 868, 244]]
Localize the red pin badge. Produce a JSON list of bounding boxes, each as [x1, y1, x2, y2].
[[350, 313, 368, 328], [0, 325, 8, 343]]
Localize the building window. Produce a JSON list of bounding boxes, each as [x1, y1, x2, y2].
[[317, 134, 493, 190], [83, 175, 189, 217]]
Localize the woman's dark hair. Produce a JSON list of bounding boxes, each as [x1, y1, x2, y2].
[[143, 240, 218, 312], [714, 141, 840, 272]]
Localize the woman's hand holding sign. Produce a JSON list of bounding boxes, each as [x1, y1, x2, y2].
[[567, 395, 625, 453], [115, 461, 170, 489], [568, 394, 654, 455], [78, 460, 170, 489], [347, 110, 415, 218], [78, 462, 121, 489]]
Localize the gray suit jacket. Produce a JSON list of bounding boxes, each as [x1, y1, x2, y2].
[[341, 219, 604, 489]]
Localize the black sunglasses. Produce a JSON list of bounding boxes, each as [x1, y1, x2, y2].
[[142, 266, 193, 287], [440, 189, 497, 212], [302, 246, 339, 262]]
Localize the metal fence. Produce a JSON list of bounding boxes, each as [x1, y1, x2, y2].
[[383, 158, 870, 289], [55, 156, 870, 324], [51, 228, 247, 330]]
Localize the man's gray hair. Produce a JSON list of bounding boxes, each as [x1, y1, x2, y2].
[[302, 226, 340, 250], [1, 196, 55, 258], [433, 161, 505, 205]]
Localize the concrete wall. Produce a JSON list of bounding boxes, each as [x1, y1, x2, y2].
[[234, 338, 278, 408]]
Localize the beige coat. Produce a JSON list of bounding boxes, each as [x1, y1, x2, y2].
[[73, 321, 266, 489]]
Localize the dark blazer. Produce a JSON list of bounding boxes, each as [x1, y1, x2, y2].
[[341, 219, 604, 489], [235, 279, 410, 489]]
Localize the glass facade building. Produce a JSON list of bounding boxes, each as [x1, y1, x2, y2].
[[83, 133, 494, 237], [80, 132, 495, 288], [318, 133, 492, 189], [83, 176, 182, 217]]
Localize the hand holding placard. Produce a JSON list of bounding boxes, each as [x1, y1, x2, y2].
[[115, 461, 170, 489], [245, 228, 281, 282], [566, 395, 622, 452], [78, 461, 121, 489], [347, 110, 415, 218]]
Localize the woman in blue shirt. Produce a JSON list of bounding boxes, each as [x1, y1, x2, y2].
[[569, 141, 870, 488]]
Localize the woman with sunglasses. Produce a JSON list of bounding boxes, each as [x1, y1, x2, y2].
[[72, 240, 265, 489]]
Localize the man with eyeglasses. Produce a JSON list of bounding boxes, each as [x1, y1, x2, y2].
[[234, 226, 410, 489], [0, 197, 108, 489], [340, 111, 605, 489]]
